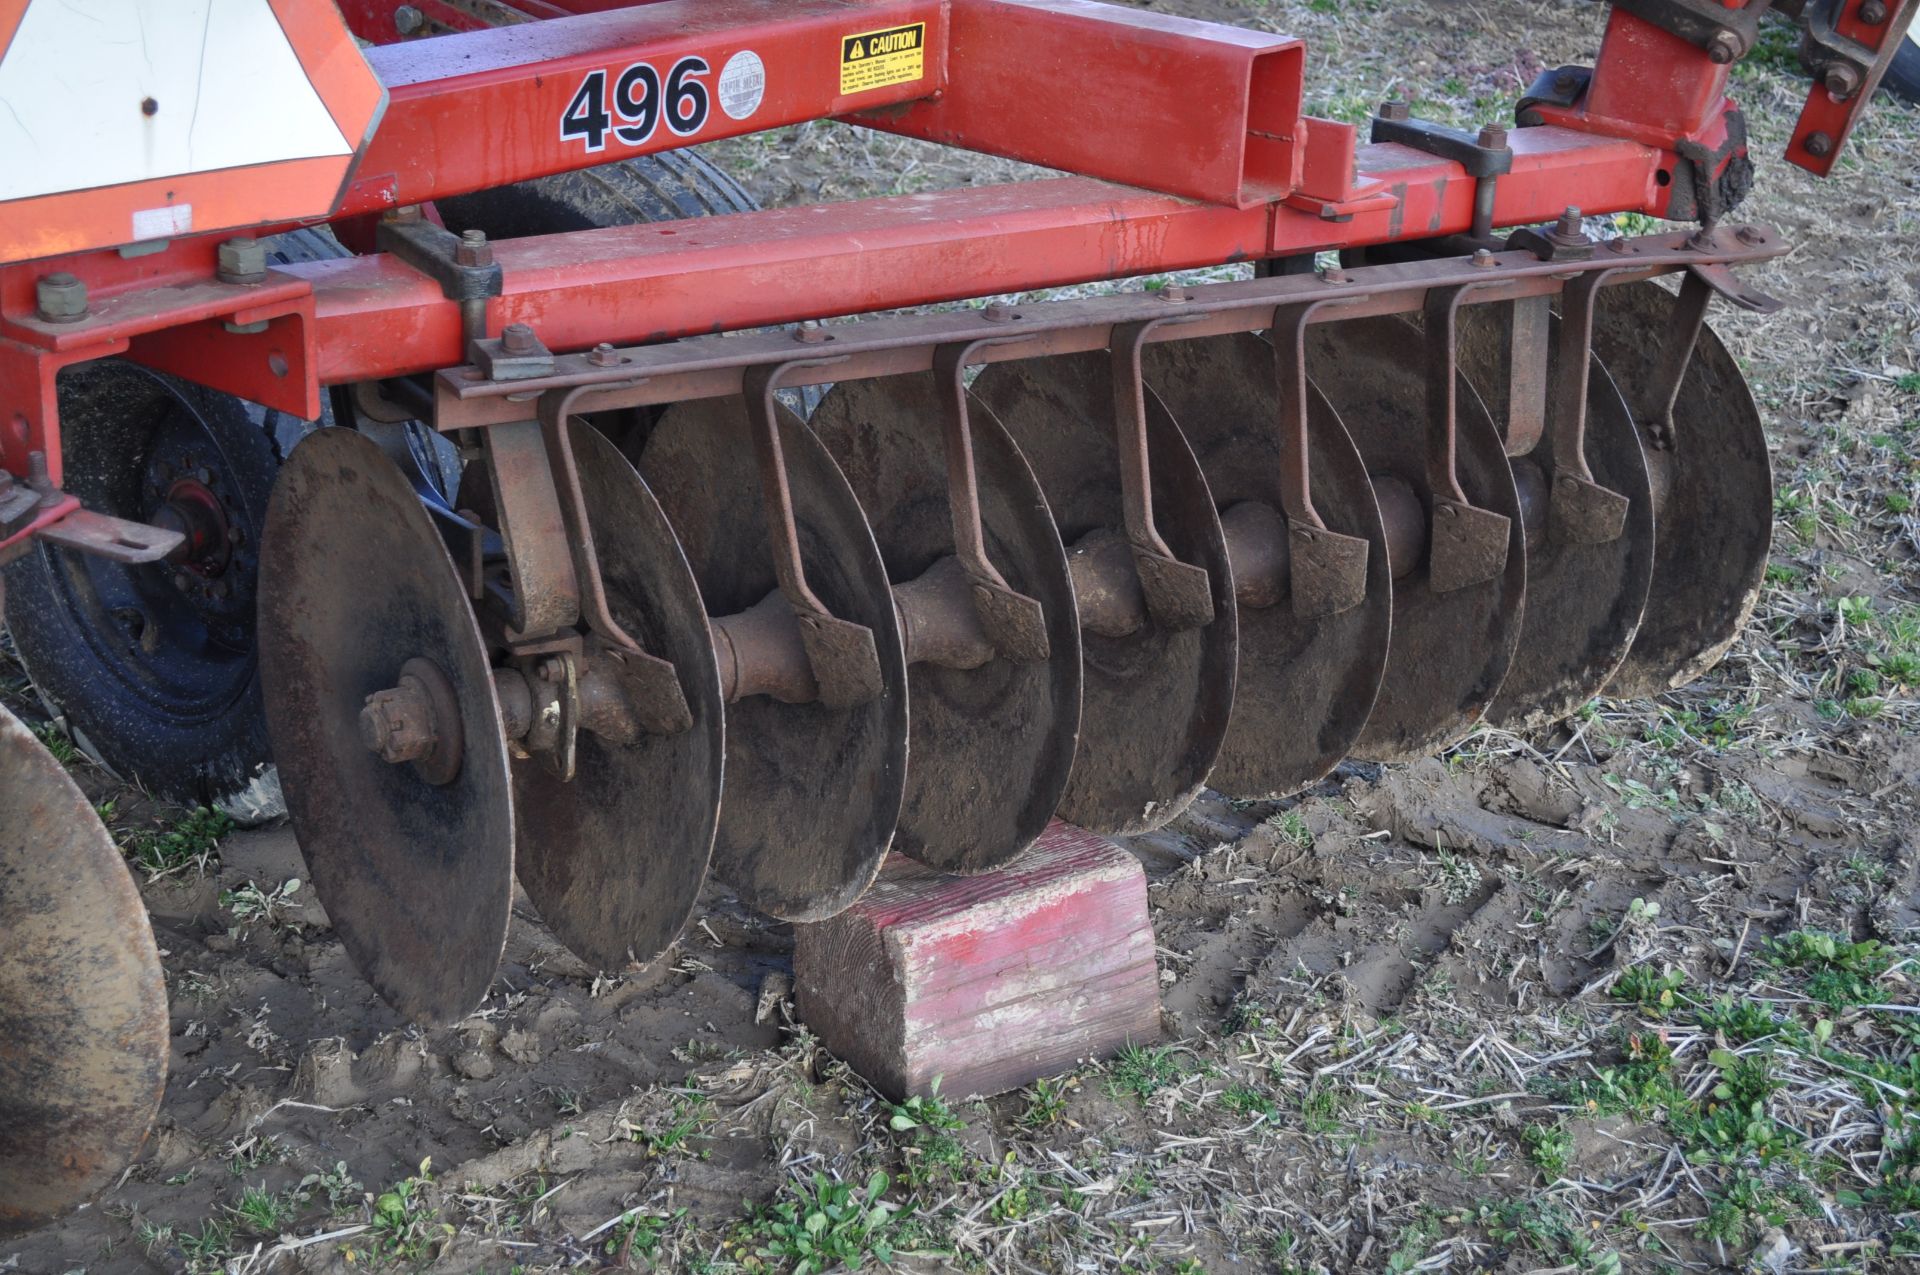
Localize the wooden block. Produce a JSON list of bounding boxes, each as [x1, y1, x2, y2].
[[793, 820, 1160, 1100]]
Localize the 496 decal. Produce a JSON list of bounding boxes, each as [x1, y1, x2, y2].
[[561, 54, 720, 152]]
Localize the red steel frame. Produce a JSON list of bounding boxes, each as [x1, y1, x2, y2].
[[0, 0, 1907, 537]]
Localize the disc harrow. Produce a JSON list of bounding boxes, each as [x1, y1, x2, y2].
[[2, 0, 1906, 1231]]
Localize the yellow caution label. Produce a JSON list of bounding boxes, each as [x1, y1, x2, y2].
[[840, 22, 926, 95]]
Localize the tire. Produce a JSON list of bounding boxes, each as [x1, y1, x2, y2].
[[2, 229, 345, 813], [1883, 30, 1920, 104], [434, 149, 757, 238]]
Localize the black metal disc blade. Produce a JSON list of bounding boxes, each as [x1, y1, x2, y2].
[[1591, 281, 1772, 699], [1456, 309, 1656, 730], [0, 705, 169, 1234], [810, 374, 1082, 873], [1143, 333, 1391, 797], [1309, 317, 1527, 762], [635, 398, 909, 921], [973, 353, 1237, 834], [259, 428, 515, 1024], [510, 422, 724, 970]]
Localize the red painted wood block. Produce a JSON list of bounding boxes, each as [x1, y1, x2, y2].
[[793, 820, 1161, 1100]]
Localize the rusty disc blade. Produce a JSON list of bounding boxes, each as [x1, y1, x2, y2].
[[510, 422, 724, 970], [1143, 333, 1391, 797], [634, 398, 909, 921], [1309, 316, 1526, 762], [259, 428, 514, 1024], [1456, 309, 1656, 730], [973, 353, 1237, 834], [810, 374, 1082, 873], [1591, 281, 1772, 699], [0, 704, 169, 1234]]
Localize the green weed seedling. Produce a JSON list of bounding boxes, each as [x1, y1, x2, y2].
[[750, 1171, 898, 1275]]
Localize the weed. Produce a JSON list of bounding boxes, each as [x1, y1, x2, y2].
[[349, 1159, 452, 1267], [1764, 930, 1897, 1010], [604, 1208, 684, 1263], [30, 718, 79, 765], [1106, 1043, 1199, 1103], [631, 1094, 712, 1157], [297, 1161, 362, 1214], [1612, 966, 1688, 1016], [1264, 809, 1313, 850], [887, 1082, 964, 1133], [748, 1171, 898, 1275], [1220, 1082, 1279, 1120], [1018, 1075, 1071, 1128], [230, 1183, 299, 1236], [1522, 1123, 1575, 1180], [1432, 848, 1482, 904], [220, 876, 304, 935], [121, 807, 232, 880]]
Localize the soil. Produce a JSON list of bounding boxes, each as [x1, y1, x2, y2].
[[5, 3, 1919, 1274]]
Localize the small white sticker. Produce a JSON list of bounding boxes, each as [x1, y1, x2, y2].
[[718, 49, 765, 120], [131, 204, 192, 240]]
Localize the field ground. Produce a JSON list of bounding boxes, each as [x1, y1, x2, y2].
[[5, 2, 1919, 1272]]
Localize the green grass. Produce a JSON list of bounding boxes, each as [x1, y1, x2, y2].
[[121, 807, 233, 880], [1107, 1043, 1199, 1101], [1763, 931, 1898, 1011]]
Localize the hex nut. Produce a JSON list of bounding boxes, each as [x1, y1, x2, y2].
[[1707, 30, 1741, 64], [35, 272, 88, 323], [1804, 131, 1834, 158], [1378, 99, 1411, 122], [500, 322, 537, 354], [455, 229, 493, 268], [217, 237, 268, 284]]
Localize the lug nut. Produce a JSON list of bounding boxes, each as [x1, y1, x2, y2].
[[1707, 29, 1741, 64], [35, 272, 88, 323], [360, 680, 437, 765], [454, 228, 493, 268], [500, 322, 537, 354], [1476, 124, 1509, 150], [216, 237, 268, 285], [1378, 99, 1411, 122], [589, 341, 620, 367], [1804, 130, 1834, 158]]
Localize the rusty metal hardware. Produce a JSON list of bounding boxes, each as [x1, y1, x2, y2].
[[1371, 108, 1514, 241], [1269, 301, 1371, 616], [1611, 0, 1770, 63], [32, 508, 185, 564], [1108, 319, 1215, 631], [537, 386, 691, 736], [1421, 283, 1513, 593], [359, 656, 465, 785], [1544, 269, 1632, 546], [740, 362, 886, 710], [930, 342, 1050, 663], [1632, 246, 1786, 453], [481, 420, 582, 642], [473, 323, 556, 382]]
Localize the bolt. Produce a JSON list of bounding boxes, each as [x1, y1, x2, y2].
[[140, 96, 159, 117], [359, 679, 437, 765], [35, 272, 88, 323], [1735, 225, 1764, 245], [589, 342, 620, 367], [1804, 131, 1834, 158], [1321, 264, 1349, 284], [1558, 206, 1583, 236], [1472, 248, 1497, 269], [538, 657, 565, 683], [1861, 0, 1888, 23], [1553, 70, 1579, 94], [1476, 124, 1509, 150], [1707, 29, 1741, 64], [1379, 99, 1411, 122], [454, 228, 493, 268], [1823, 63, 1862, 100], [1159, 285, 1188, 302], [394, 4, 425, 34], [983, 302, 1019, 322], [794, 320, 830, 344], [1549, 206, 1590, 249], [172, 571, 193, 592], [217, 237, 267, 285], [500, 322, 537, 354]]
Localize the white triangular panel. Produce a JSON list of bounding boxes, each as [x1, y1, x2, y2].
[[0, 0, 352, 202]]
